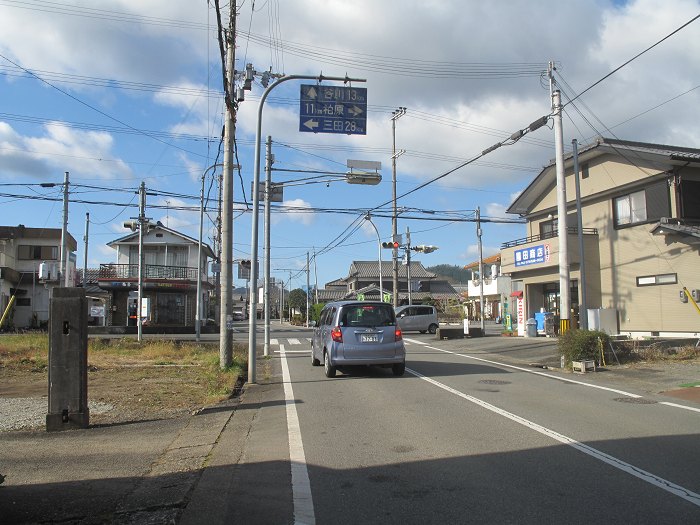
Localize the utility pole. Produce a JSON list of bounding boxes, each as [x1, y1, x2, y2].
[[549, 62, 571, 334], [137, 181, 147, 343], [572, 139, 587, 329], [263, 135, 272, 357], [477, 207, 485, 332], [306, 252, 310, 327], [60, 171, 69, 287], [390, 107, 406, 307], [313, 249, 319, 305], [219, 6, 236, 368], [83, 212, 89, 288]]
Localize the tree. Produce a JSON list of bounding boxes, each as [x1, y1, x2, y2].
[[288, 288, 308, 315]]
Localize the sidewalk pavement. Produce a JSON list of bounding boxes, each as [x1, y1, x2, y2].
[[1, 335, 698, 524]]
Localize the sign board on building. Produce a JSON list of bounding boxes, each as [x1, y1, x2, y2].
[[516, 297, 525, 337], [514, 243, 550, 267], [299, 85, 367, 135], [90, 306, 105, 317]]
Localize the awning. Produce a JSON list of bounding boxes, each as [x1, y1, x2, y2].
[[510, 291, 523, 298]]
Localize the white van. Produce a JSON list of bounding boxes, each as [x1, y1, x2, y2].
[[395, 305, 439, 334]]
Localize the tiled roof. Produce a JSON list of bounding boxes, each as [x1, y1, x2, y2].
[[651, 218, 700, 244], [464, 254, 501, 269], [348, 260, 436, 279], [324, 278, 346, 288], [316, 289, 347, 302]]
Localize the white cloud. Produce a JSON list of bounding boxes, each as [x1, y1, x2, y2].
[[273, 198, 315, 225], [485, 202, 508, 219], [0, 121, 132, 180]]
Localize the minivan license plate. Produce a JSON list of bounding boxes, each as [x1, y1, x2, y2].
[[360, 334, 379, 343]]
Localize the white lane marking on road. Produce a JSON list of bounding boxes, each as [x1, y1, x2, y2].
[[422, 345, 643, 398], [288, 338, 301, 345], [406, 366, 700, 507], [270, 338, 279, 346], [280, 344, 316, 524], [660, 401, 700, 413], [403, 338, 428, 345], [276, 350, 310, 354]]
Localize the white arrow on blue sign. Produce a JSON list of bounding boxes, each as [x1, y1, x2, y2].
[[299, 84, 367, 135]]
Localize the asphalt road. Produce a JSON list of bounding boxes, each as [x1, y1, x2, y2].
[[268, 330, 699, 524]]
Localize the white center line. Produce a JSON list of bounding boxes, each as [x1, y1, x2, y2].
[[406, 366, 700, 507], [280, 344, 316, 524]]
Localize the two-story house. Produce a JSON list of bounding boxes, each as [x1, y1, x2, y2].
[[0, 225, 77, 328], [464, 254, 511, 321], [501, 137, 700, 338], [97, 222, 215, 328]]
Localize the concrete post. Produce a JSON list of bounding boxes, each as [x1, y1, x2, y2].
[[46, 287, 89, 431]]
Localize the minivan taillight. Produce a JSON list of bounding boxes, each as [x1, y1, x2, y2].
[[395, 328, 402, 341], [331, 326, 343, 342]]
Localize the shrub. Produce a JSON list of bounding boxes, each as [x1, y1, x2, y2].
[[558, 329, 610, 367]]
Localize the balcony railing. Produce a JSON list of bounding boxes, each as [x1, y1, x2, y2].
[[501, 227, 598, 249], [98, 263, 198, 281]]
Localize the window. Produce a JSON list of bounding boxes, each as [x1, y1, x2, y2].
[[613, 181, 670, 228], [581, 163, 590, 179], [615, 190, 647, 226], [636, 273, 677, 287], [539, 220, 556, 238], [18, 245, 58, 260], [16, 297, 31, 307]]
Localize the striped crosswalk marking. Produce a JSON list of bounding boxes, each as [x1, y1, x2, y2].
[[288, 338, 301, 345]]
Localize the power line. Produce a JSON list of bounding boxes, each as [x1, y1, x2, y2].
[[561, 13, 700, 108]]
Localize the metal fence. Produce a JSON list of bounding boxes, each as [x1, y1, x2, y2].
[[501, 227, 598, 249]]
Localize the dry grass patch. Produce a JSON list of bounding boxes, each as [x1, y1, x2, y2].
[[0, 334, 246, 423]]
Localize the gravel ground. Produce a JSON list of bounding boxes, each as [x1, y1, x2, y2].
[[0, 398, 115, 432]]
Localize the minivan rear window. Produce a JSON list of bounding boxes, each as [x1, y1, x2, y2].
[[340, 304, 395, 327]]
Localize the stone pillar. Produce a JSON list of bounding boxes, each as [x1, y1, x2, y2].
[[46, 287, 89, 431]]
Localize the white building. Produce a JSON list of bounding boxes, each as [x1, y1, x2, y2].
[[0, 225, 77, 328]]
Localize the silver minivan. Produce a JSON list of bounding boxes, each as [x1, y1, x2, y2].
[[311, 301, 406, 377], [395, 305, 439, 334]]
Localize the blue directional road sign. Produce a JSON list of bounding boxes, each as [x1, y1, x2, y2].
[[299, 84, 367, 135]]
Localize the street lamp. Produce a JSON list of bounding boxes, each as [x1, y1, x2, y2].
[[364, 213, 383, 301], [196, 163, 223, 342], [248, 73, 366, 385], [260, 147, 382, 357]]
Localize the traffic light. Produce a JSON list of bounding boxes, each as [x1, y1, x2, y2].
[[381, 241, 400, 249], [240, 260, 251, 270]]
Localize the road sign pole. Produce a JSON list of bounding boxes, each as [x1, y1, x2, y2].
[[248, 73, 366, 385]]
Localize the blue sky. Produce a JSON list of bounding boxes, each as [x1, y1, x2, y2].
[[1, 0, 699, 290]]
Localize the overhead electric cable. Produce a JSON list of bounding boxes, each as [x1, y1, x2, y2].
[[561, 13, 700, 108], [0, 53, 208, 159]]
